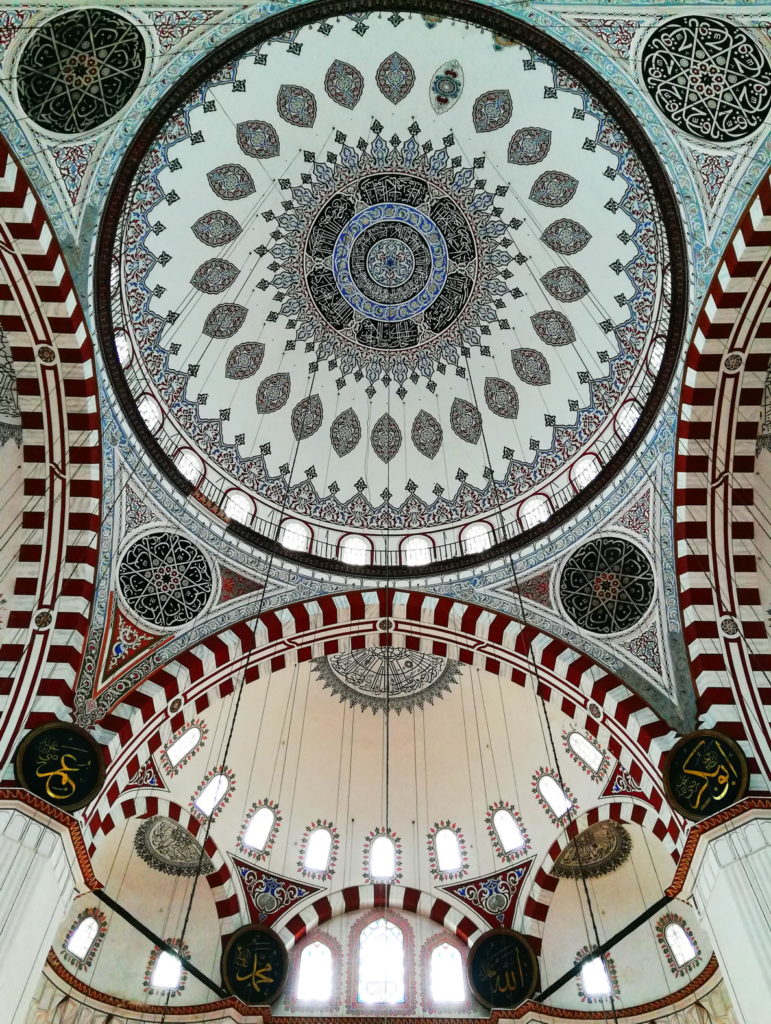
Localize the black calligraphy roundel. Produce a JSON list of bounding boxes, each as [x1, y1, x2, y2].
[[664, 730, 748, 822], [14, 722, 104, 812], [221, 925, 288, 1005], [17, 9, 146, 135], [559, 537, 654, 634], [467, 929, 539, 1009]]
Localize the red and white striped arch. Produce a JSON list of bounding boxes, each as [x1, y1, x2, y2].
[[676, 171, 771, 788], [0, 136, 101, 769]]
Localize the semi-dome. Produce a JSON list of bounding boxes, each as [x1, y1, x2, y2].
[[99, 3, 684, 574]]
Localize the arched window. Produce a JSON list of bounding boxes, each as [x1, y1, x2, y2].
[[66, 915, 99, 961], [137, 394, 163, 433], [114, 330, 131, 366], [492, 809, 526, 854], [401, 535, 432, 566], [243, 806, 275, 851], [567, 731, 605, 775], [297, 941, 333, 1002], [664, 922, 698, 968], [614, 402, 640, 439], [339, 534, 370, 565], [369, 835, 396, 881], [571, 455, 600, 490], [194, 773, 230, 817], [357, 918, 405, 1004], [174, 449, 204, 487], [152, 950, 183, 990], [460, 522, 492, 555], [430, 942, 465, 1003], [434, 828, 462, 873], [647, 338, 665, 376], [165, 726, 201, 768], [304, 827, 333, 872], [224, 490, 253, 525], [519, 495, 550, 530], [580, 957, 611, 998], [279, 519, 312, 552], [537, 774, 573, 820]]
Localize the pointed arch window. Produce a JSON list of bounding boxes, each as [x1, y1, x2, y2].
[[191, 767, 234, 820], [152, 951, 182, 990], [357, 917, 405, 1004], [303, 825, 335, 875], [657, 913, 701, 976], [665, 923, 697, 967], [67, 915, 99, 960], [581, 957, 611, 998], [297, 940, 334, 1002], [492, 809, 527, 854], [144, 940, 190, 997], [244, 806, 275, 851], [430, 942, 465, 1004], [533, 770, 576, 824], [429, 823, 467, 879], [370, 835, 396, 881], [166, 726, 201, 768], [62, 908, 107, 970], [565, 731, 606, 777]]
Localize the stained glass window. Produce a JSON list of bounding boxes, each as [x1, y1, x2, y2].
[[357, 918, 405, 1004]]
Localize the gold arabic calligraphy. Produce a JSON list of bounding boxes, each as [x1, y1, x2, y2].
[[481, 944, 528, 997], [35, 753, 82, 800], [680, 738, 738, 811], [235, 950, 274, 993]]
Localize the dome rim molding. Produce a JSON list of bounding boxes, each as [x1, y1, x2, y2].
[[94, 0, 688, 580]]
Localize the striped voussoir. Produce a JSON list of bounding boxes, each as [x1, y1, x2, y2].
[[0, 137, 101, 770], [676, 171, 771, 787], [83, 589, 683, 948]]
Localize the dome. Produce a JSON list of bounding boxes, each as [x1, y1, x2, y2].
[[98, 3, 684, 574]]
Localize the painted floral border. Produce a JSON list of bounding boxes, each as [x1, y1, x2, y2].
[[485, 801, 531, 863], [426, 820, 468, 882], [143, 939, 190, 997], [575, 945, 619, 1004], [189, 764, 235, 822], [61, 907, 108, 970], [235, 798, 282, 862], [363, 826, 403, 884], [562, 728, 609, 781], [531, 768, 578, 825], [656, 912, 702, 977], [160, 718, 208, 776], [297, 818, 340, 881]]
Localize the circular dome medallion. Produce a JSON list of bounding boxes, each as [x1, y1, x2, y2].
[[17, 9, 146, 134], [99, 4, 685, 572], [118, 532, 214, 629], [560, 537, 654, 634]]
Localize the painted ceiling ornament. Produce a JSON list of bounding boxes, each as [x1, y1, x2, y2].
[[450, 398, 482, 444], [541, 219, 592, 256], [507, 126, 551, 165], [559, 536, 655, 634], [276, 84, 317, 127], [370, 412, 402, 464], [376, 52, 415, 104], [324, 59, 364, 109], [191, 210, 242, 247], [529, 170, 579, 207], [256, 372, 291, 414], [313, 647, 461, 714], [429, 59, 463, 113], [441, 861, 534, 929], [552, 820, 631, 879], [117, 531, 214, 628], [203, 303, 248, 339], [225, 342, 264, 380], [511, 348, 551, 386], [290, 394, 323, 440], [190, 258, 240, 295], [330, 407, 361, 457], [411, 410, 443, 460], [134, 816, 214, 877], [641, 16, 771, 143], [472, 89, 513, 133], [541, 267, 590, 303], [530, 310, 576, 347], [484, 377, 519, 419], [207, 163, 256, 201], [236, 119, 280, 159], [17, 8, 145, 134]]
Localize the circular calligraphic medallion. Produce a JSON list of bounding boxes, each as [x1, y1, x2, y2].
[[663, 730, 748, 822], [467, 929, 538, 1009], [14, 722, 104, 812], [221, 924, 288, 1004]]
